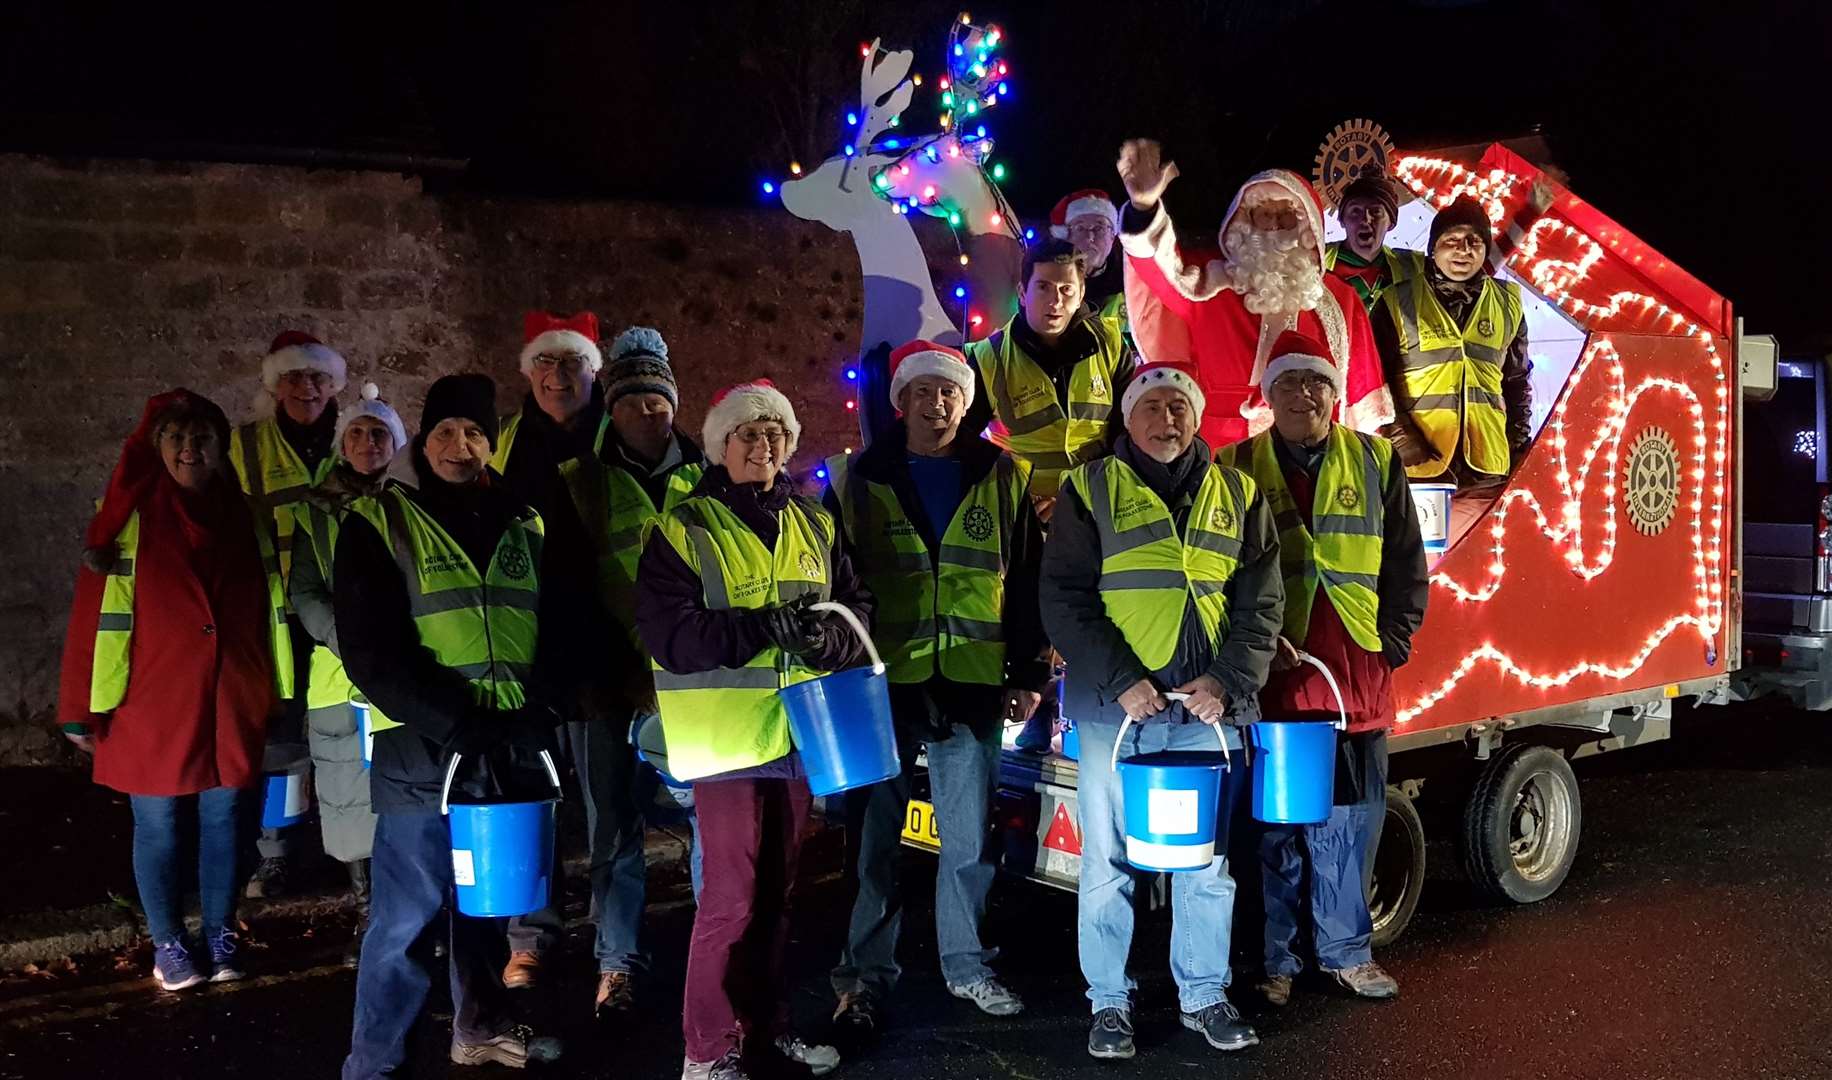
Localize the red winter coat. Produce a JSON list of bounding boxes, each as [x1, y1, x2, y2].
[[57, 391, 276, 796]]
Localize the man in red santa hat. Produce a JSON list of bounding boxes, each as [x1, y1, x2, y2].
[[1115, 139, 1393, 449], [1049, 189, 1125, 326]]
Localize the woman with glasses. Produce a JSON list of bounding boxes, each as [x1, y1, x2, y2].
[[635, 380, 874, 1080]]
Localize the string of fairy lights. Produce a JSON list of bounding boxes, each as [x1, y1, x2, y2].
[[762, 12, 1026, 345], [1390, 155, 1731, 725]]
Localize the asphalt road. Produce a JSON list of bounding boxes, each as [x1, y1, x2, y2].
[[3, 705, 1829, 1080]]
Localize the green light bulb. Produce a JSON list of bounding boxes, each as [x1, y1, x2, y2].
[[941, 92, 954, 106], [947, 211, 962, 226], [991, 163, 1006, 180], [965, 100, 979, 116]]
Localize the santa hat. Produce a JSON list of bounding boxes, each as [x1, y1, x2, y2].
[[1048, 189, 1119, 239], [1220, 169, 1329, 270], [333, 382, 409, 455], [887, 339, 975, 411], [702, 379, 801, 463], [1260, 330, 1344, 398], [604, 326, 678, 408], [519, 311, 603, 376], [1120, 362, 1206, 424], [262, 330, 347, 394]]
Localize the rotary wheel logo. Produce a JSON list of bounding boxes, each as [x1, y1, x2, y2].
[[498, 547, 531, 581], [1210, 506, 1235, 533], [797, 551, 821, 577], [962, 506, 995, 542], [1313, 118, 1396, 210], [1335, 485, 1361, 512], [1624, 427, 1680, 536]]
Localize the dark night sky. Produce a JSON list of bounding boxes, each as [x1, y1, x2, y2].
[[3, 0, 1827, 349]]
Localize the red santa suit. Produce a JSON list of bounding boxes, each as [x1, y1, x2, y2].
[[1121, 169, 1393, 449]]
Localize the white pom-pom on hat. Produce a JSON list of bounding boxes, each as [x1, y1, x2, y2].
[[334, 379, 409, 455], [610, 326, 669, 365]]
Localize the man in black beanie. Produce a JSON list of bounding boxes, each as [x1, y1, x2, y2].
[[334, 372, 614, 1076], [1372, 196, 1534, 546]]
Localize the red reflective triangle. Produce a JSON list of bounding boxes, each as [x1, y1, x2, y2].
[[1043, 802, 1081, 855]]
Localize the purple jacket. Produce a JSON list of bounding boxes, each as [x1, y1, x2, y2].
[[635, 465, 875, 780]]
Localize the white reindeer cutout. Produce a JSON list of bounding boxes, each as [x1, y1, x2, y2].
[[781, 41, 960, 351]]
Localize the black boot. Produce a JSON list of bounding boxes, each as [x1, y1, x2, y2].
[[343, 858, 371, 967]]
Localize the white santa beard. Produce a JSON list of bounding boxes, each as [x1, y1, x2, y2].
[[1223, 221, 1325, 316]]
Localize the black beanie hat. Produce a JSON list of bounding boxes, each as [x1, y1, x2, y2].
[[1338, 174, 1399, 222], [420, 373, 500, 449], [1428, 196, 1493, 266]]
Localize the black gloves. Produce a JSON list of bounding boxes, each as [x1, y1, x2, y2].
[[760, 595, 825, 659]]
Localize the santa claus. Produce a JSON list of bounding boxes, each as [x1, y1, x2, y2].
[[1116, 138, 1393, 448]]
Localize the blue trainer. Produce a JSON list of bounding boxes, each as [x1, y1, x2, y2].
[[206, 927, 245, 983], [152, 939, 206, 991]]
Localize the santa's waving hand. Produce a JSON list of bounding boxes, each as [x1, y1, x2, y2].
[[1116, 138, 1393, 449]]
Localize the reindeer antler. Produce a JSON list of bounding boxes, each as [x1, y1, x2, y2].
[[856, 39, 915, 154]]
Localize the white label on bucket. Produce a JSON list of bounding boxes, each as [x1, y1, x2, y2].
[[1147, 788, 1200, 836], [285, 773, 312, 818], [451, 849, 476, 887]]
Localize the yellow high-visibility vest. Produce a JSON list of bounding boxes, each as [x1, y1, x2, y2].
[[966, 314, 1126, 497], [559, 449, 703, 643], [825, 451, 1029, 685], [230, 417, 335, 589], [1063, 456, 1252, 670], [296, 493, 402, 730], [1379, 273, 1522, 480], [1220, 426, 1391, 651], [650, 495, 833, 781]]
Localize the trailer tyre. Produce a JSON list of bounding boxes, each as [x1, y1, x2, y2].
[[1368, 787, 1425, 948], [1460, 745, 1582, 904]]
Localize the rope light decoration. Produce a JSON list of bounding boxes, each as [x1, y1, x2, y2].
[[1390, 155, 1730, 725]]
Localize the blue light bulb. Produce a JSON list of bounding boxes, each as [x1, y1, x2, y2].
[[845, 368, 858, 380], [954, 286, 967, 299], [884, 138, 900, 149], [953, 43, 963, 56], [761, 181, 775, 195], [997, 82, 1008, 96], [1024, 228, 1035, 241], [843, 144, 855, 157], [816, 468, 828, 480], [847, 111, 859, 126]]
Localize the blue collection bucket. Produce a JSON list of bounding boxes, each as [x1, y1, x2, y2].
[[1249, 653, 1349, 825], [631, 711, 690, 790], [440, 750, 562, 918], [1112, 712, 1232, 872], [260, 745, 313, 829], [777, 602, 899, 798], [1056, 674, 1079, 760], [1410, 482, 1457, 567], [352, 698, 373, 769]]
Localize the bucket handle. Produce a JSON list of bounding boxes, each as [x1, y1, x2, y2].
[[809, 601, 886, 676], [1294, 651, 1349, 731], [1109, 703, 1232, 773], [440, 748, 562, 817]]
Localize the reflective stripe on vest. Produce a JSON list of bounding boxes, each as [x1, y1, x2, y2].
[[231, 418, 334, 590], [90, 506, 295, 711], [1380, 273, 1521, 480], [825, 451, 1029, 685], [650, 495, 834, 781], [965, 315, 1125, 497], [1220, 426, 1389, 653], [560, 453, 703, 643], [379, 489, 544, 711], [298, 495, 402, 727], [1064, 457, 1252, 672]]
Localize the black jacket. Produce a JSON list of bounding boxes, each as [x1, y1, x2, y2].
[[333, 449, 608, 814], [1040, 436, 1283, 729], [497, 386, 607, 513], [822, 422, 1051, 737]]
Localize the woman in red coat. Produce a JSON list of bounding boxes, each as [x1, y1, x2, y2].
[[58, 389, 279, 992]]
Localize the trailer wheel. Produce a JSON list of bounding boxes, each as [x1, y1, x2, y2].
[[1460, 745, 1582, 903], [1368, 787, 1425, 948]]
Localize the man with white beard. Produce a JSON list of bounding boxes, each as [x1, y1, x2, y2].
[[1116, 139, 1392, 450]]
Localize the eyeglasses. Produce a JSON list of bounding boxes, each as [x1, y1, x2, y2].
[[278, 371, 333, 389], [533, 353, 589, 376], [731, 427, 789, 447], [1271, 373, 1335, 396]]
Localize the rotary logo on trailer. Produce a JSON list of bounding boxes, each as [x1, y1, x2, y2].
[[1313, 118, 1396, 209], [1624, 427, 1680, 536]]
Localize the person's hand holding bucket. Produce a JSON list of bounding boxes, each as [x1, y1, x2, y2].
[[1118, 678, 1169, 721], [1171, 675, 1229, 725]]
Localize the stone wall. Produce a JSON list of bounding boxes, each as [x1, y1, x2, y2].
[[0, 154, 870, 732]]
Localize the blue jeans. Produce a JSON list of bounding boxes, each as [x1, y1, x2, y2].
[[1260, 731, 1388, 975], [129, 786, 251, 944], [832, 719, 1002, 997], [508, 715, 651, 972], [1076, 718, 1245, 1014], [343, 813, 507, 1080]]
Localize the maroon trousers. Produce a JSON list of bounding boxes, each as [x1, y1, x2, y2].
[[683, 775, 813, 1062]]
